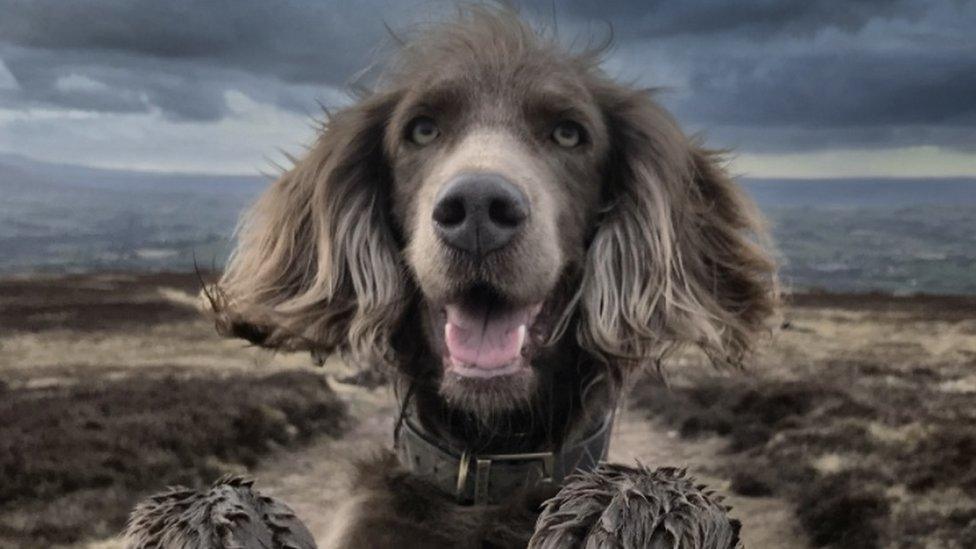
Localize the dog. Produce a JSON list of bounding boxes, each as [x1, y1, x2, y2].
[[167, 5, 776, 548]]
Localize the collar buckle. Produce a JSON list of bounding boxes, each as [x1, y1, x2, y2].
[[457, 451, 555, 504], [397, 409, 614, 506]]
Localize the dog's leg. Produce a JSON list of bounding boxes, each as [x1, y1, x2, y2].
[[320, 487, 465, 549], [326, 452, 546, 548], [320, 453, 464, 548]]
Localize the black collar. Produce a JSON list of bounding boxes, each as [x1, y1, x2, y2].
[[395, 410, 614, 505]]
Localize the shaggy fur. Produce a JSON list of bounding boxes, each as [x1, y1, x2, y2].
[[123, 462, 739, 548], [205, 5, 778, 547], [529, 464, 741, 548], [124, 477, 315, 549], [210, 9, 777, 372]]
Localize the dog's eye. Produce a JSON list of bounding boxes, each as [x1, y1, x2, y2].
[[552, 121, 584, 148], [408, 117, 440, 146]]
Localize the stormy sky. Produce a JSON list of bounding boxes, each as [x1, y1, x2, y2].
[[0, 0, 973, 177]]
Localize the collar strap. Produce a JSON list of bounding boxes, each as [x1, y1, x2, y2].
[[395, 413, 613, 505]]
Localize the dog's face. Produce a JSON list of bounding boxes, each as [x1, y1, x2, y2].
[[383, 62, 609, 411], [212, 8, 777, 420]]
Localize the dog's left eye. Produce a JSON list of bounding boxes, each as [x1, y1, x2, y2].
[[408, 117, 440, 146], [552, 121, 584, 148]]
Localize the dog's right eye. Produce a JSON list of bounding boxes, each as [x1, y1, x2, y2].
[[407, 117, 440, 146], [552, 121, 584, 148]]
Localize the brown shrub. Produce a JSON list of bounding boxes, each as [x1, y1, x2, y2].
[[0, 370, 347, 545]]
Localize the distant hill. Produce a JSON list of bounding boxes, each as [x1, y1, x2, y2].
[[1, 153, 975, 294], [0, 154, 267, 273], [742, 177, 976, 209], [0, 153, 269, 194]]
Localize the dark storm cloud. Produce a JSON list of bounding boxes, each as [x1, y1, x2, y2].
[[0, 0, 393, 84], [668, 50, 976, 127], [0, 0, 421, 120], [547, 0, 929, 40], [0, 0, 973, 152], [557, 0, 976, 152], [0, 43, 334, 121]]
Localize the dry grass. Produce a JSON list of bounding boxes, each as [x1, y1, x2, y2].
[[0, 272, 349, 547], [0, 371, 347, 546], [0, 272, 204, 333], [633, 294, 976, 548], [3, 272, 974, 547]]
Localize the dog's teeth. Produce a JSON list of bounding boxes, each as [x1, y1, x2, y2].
[[516, 324, 526, 349]]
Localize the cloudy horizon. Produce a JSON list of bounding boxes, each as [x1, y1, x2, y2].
[[1, 0, 974, 178]]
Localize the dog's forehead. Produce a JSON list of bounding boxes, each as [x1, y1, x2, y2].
[[400, 62, 594, 117]]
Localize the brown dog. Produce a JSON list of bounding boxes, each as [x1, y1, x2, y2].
[[205, 5, 776, 547]]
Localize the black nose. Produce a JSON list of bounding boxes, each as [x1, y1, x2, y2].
[[432, 173, 529, 256]]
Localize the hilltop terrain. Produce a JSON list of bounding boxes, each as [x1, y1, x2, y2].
[[1, 273, 973, 547]]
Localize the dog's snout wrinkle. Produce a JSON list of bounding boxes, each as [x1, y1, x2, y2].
[[432, 173, 528, 256]]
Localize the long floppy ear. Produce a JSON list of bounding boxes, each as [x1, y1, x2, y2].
[[579, 86, 778, 370], [209, 91, 407, 367]]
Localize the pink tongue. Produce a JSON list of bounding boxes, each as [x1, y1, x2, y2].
[[444, 304, 532, 369]]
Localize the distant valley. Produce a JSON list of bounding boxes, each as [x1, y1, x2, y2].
[[2, 153, 975, 294]]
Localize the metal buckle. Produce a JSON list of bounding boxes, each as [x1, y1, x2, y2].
[[456, 450, 470, 498], [456, 450, 555, 505]]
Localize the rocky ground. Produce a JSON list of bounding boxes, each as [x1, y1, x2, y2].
[[1, 273, 973, 548]]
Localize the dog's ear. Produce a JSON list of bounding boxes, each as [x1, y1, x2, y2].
[[580, 86, 778, 370], [209, 91, 406, 366]]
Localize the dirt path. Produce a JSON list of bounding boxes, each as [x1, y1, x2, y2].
[[83, 377, 807, 548], [248, 384, 397, 542], [238, 386, 808, 547], [609, 406, 809, 549]]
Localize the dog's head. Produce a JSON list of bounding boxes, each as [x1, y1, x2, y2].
[[212, 7, 777, 417]]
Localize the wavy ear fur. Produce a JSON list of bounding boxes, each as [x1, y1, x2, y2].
[[210, 91, 407, 366], [579, 85, 778, 370]]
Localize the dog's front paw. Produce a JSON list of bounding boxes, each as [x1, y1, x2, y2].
[[529, 464, 741, 549], [123, 476, 316, 549]]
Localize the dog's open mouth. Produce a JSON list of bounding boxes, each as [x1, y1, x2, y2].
[[442, 285, 543, 379]]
